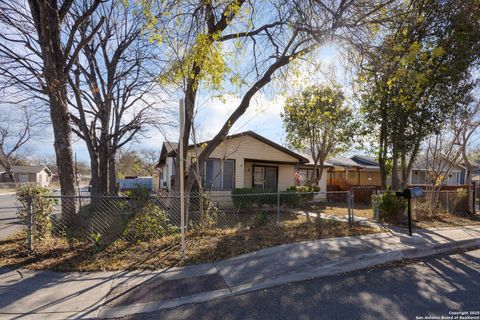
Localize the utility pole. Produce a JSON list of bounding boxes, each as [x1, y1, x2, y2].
[[179, 99, 185, 259]]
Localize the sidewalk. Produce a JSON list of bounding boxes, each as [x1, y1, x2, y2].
[[1, 226, 480, 319]]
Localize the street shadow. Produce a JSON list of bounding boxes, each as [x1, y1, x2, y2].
[[120, 250, 480, 320]]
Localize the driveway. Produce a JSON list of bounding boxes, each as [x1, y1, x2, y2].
[[0, 194, 22, 240]]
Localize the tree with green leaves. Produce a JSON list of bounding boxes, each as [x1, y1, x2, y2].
[[358, 0, 480, 189], [282, 85, 357, 185]]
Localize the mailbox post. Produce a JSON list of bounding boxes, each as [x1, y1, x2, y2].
[[397, 187, 424, 236]]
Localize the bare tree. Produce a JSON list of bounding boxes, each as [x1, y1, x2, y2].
[[453, 100, 480, 186], [0, 108, 38, 181], [421, 125, 463, 214], [139, 149, 161, 177], [0, 0, 104, 196], [67, 1, 171, 194], [167, 0, 397, 192]]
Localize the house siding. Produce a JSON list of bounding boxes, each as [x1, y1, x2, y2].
[[188, 135, 300, 190]]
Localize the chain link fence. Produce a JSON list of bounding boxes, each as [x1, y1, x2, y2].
[[371, 188, 478, 228], [21, 188, 479, 251], [20, 190, 361, 250]]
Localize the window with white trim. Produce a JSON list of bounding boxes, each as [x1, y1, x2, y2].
[[205, 159, 235, 190]]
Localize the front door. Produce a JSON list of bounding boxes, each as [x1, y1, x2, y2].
[[253, 167, 265, 189], [253, 166, 277, 190], [265, 167, 277, 189]]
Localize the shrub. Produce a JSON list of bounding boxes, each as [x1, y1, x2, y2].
[[378, 192, 406, 222], [281, 185, 320, 208], [453, 188, 469, 213], [123, 202, 177, 242], [231, 188, 277, 209], [16, 184, 57, 239], [252, 212, 268, 227], [124, 185, 150, 208]]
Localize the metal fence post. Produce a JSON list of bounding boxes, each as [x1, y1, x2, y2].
[[473, 181, 477, 215], [276, 191, 280, 224], [446, 191, 450, 213], [27, 195, 33, 251], [350, 192, 355, 223], [347, 191, 352, 224]]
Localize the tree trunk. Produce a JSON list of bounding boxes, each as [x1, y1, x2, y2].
[[0, 160, 16, 183], [391, 144, 399, 190], [378, 99, 388, 189], [48, 92, 76, 197], [175, 78, 198, 192], [89, 155, 100, 196], [28, 0, 76, 197], [98, 142, 109, 194], [108, 154, 117, 194], [378, 124, 388, 189]]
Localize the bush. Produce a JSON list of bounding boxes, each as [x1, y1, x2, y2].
[[378, 192, 406, 222], [281, 185, 320, 208], [124, 185, 150, 208], [231, 188, 277, 209], [16, 184, 57, 239], [123, 202, 178, 242], [252, 212, 268, 227], [453, 188, 469, 213]]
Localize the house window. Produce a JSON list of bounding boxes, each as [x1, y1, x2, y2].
[[253, 166, 277, 190], [453, 171, 461, 185], [299, 169, 315, 184], [367, 172, 373, 181], [205, 159, 235, 191]]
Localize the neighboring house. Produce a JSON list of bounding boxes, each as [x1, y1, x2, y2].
[[155, 131, 329, 194], [408, 155, 465, 187], [326, 155, 382, 191], [157, 141, 178, 190], [468, 163, 480, 182], [0, 166, 53, 187], [297, 154, 332, 192]]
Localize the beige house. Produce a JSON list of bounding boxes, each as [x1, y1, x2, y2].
[[0, 166, 53, 187], [155, 131, 329, 193]]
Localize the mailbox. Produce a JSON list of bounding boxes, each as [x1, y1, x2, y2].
[[402, 187, 424, 199], [396, 187, 424, 236]]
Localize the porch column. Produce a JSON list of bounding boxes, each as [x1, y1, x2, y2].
[[236, 158, 244, 188]]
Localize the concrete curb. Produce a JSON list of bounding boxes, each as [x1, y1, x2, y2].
[[97, 234, 480, 319]]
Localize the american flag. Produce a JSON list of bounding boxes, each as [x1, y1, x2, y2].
[[295, 164, 301, 186]]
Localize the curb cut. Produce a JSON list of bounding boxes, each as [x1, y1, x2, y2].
[[97, 236, 480, 319]]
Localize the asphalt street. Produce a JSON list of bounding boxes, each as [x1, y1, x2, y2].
[[0, 189, 66, 240], [0, 194, 22, 240], [116, 249, 480, 320]]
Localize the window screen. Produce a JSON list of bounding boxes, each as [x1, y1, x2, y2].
[[205, 159, 235, 190]]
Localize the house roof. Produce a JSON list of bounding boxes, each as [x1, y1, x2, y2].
[[297, 153, 333, 168], [156, 131, 309, 168], [10, 166, 53, 175], [412, 155, 465, 171], [326, 155, 380, 170]]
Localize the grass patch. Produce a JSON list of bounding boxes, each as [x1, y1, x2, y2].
[[0, 213, 379, 271]]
